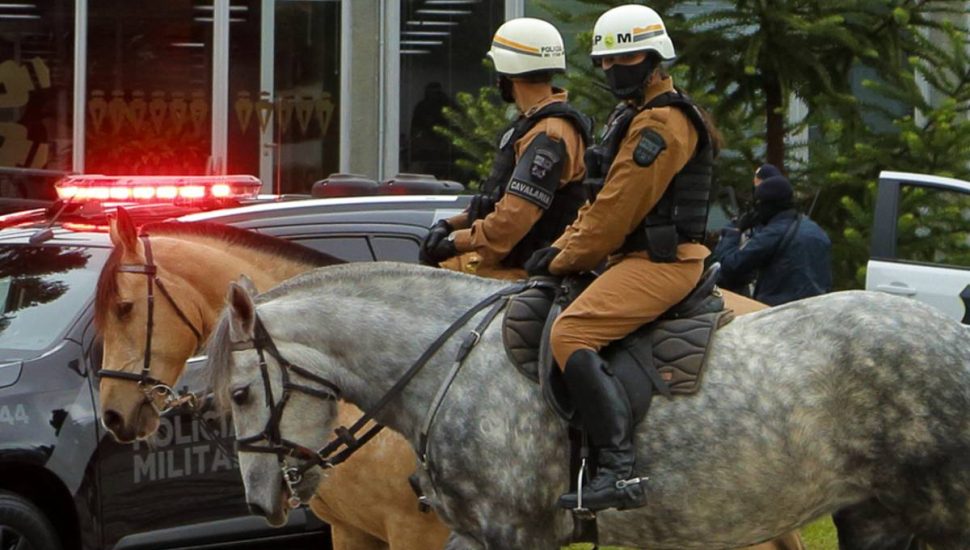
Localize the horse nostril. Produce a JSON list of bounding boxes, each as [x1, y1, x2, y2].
[[103, 409, 127, 440], [248, 503, 267, 517]]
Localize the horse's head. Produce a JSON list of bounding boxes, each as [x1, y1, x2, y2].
[[97, 208, 205, 442], [208, 279, 339, 527]]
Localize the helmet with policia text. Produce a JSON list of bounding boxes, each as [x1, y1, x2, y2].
[[487, 18, 566, 76], [590, 4, 675, 62]]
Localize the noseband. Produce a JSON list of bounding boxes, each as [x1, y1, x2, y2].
[[98, 235, 205, 413]]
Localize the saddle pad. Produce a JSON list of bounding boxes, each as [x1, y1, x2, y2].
[[542, 308, 733, 426], [502, 284, 556, 383], [642, 310, 733, 395]]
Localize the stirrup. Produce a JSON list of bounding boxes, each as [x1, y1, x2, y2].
[[568, 456, 596, 519]]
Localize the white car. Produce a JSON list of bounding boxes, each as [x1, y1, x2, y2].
[[866, 170, 970, 323]]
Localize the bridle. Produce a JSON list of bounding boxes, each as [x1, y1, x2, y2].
[[232, 316, 342, 507], [230, 279, 546, 507], [97, 235, 205, 414]]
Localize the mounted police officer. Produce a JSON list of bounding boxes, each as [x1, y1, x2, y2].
[[524, 4, 717, 512], [419, 17, 591, 280]]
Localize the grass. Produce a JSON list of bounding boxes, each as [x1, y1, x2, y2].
[[565, 517, 838, 549]]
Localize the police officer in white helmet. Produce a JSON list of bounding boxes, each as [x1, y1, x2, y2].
[[524, 4, 721, 513], [420, 18, 592, 281]]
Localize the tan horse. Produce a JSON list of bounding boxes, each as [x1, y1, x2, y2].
[[95, 211, 450, 550], [96, 210, 800, 550]]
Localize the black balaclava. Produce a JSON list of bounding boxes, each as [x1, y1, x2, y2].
[[754, 175, 795, 224], [603, 54, 658, 101], [751, 163, 782, 202], [496, 75, 516, 104]]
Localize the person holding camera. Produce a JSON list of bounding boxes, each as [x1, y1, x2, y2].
[[713, 171, 832, 306]]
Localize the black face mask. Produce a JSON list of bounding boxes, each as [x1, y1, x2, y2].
[[496, 75, 515, 104], [603, 57, 655, 101]]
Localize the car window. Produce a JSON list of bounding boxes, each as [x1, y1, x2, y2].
[[370, 236, 421, 262], [895, 184, 970, 268], [293, 236, 374, 261], [0, 246, 109, 351]]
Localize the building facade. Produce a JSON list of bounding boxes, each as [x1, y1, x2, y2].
[[0, 0, 561, 197], [2, 1, 965, 199]]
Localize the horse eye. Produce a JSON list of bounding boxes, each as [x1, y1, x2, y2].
[[231, 387, 250, 405], [116, 302, 133, 319]]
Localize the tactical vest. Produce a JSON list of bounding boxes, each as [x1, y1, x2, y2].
[[472, 100, 593, 268], [586, 90, 714, 263]]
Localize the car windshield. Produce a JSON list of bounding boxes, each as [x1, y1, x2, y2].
[[0, 245, 108, 352]]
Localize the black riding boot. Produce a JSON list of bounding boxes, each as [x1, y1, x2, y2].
[[557, 349, 646, 512]]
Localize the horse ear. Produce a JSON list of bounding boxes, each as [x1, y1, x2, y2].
[[236, 274, 259, 296], [227, 281, 256, 342], [109, 207, 139, 253]]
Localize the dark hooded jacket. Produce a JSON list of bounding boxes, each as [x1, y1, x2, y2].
[[712, 208, 832, 306]]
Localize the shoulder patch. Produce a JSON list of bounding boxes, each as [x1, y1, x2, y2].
[[633, 129, 667, 167], [530, 147, 558, 181]]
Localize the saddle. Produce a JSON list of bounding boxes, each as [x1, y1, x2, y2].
[[502, 264, 733, 427]]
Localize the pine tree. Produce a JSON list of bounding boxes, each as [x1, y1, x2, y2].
[[805, 17, 970, 287]]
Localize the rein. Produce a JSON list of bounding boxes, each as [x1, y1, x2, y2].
[[97, 235, 205, 413], [234, 279, 549, 503]]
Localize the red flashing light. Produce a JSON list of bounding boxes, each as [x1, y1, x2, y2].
[[62, 222, 110, 233], [55, 175, 262, 204]]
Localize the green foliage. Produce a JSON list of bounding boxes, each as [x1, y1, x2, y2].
[[434, 0, 970, 289], [434, 85, 516, 191], [804, 16, 970, 288]]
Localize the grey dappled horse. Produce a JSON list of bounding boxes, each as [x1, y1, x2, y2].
[[207, 263, 970, 550]]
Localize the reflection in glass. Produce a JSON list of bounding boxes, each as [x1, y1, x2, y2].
[[0, 246, 108, 351], [399, 0, 503, 183], [86, 1, 212, 175], [0, 0, 76, 200], [227, 0, 341, 194], [896, 185, 970, 268]]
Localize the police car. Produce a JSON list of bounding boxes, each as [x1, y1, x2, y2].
[[0, 174, 467, 550], [867, 170, 970, 323]]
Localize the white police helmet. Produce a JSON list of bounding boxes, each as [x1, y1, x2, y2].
[[487, 18, 566, 76], [590, 5, 675, 61]]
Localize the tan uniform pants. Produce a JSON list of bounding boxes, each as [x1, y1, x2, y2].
[[439, 251, 526, 281], [551, 252, 704, 368], [551, 253, 807, 550]]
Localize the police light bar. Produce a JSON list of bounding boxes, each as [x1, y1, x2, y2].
[[54, 175, 262, 203]]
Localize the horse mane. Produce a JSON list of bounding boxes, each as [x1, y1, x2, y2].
[[207, 262, 505, 411], [95, 221, 343, 331], [252, 261, 504, 308], [208, 305, 237, 414]]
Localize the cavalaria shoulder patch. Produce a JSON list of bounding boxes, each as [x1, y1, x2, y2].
[[633, 129, 667, 167]]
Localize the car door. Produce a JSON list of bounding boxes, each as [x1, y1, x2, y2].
[[867, 172, 970, 323]]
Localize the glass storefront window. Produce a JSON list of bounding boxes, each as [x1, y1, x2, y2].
[[86, 0, 213, 175], [399, 0, 503, 183], [227, 0, 340, 194], [0, 1, 75, 199]]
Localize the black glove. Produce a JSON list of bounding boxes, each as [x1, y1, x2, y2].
[[734, 210, 759, 233], [427, 236, 457, 265], [524, 246, 561, 277], [419, 220, 452, 265], [467, 193, 497, 221]]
